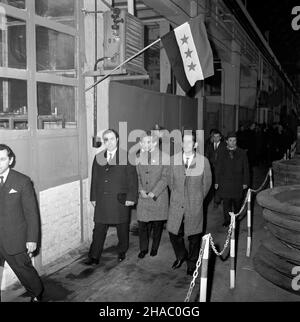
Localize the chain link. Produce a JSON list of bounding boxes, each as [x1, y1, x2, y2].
[[184, 246, 204, 302], [209, 221, 233, 257], [250, 170, 271, 194]]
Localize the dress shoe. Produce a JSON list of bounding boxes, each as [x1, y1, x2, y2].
[[83, 257, 99, 266], [187, 268, 195, 276], [30, 295, 42, 302], [172, 257, 186, 270], [118, 253, 126, 262], [138, 251, 148, 259], [150, 249, 157, 257]]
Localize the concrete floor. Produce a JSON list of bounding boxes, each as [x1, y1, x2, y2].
[[4, 166, 300, 302]]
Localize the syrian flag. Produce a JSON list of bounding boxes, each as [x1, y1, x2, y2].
[[161, 16, 214, 93]]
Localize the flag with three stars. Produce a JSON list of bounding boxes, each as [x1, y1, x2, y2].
[[161, 15, 214, 93]]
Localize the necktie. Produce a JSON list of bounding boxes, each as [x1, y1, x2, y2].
[[108, 153, 113, 163], [214, 143, 217, 151], [185, 158, 190, 169], [0, 176, 4, 188], [148, 152, 152, 165]]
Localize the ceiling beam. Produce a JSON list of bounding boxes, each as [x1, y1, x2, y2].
[[141, 0, 190, 26]]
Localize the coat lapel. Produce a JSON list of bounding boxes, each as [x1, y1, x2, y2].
[[2, 170, 15, 195]]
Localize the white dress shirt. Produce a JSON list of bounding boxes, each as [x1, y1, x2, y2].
[[214, 141, 220, 151], [107, 148, 117, 162], [0, 168, 10, 184], [183, 153, 194, 169]]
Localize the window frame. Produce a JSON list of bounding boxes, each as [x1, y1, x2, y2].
[[0, 0, 82, 135]]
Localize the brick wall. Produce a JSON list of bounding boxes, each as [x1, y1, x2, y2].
[[82, 178, 94, 242], [39, 181, 82, 265]]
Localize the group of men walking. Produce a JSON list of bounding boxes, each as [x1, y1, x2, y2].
[[85, 127, 250, 277], [85, 129, 212, 277], [0, 126, 250, 302]]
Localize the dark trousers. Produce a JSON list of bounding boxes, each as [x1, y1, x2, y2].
[[169, 220, 201, 271], [89, 222, 129, 260], [0, 242, 44, 300], [223, 198, 242, 224], [138, 221, 164, 253]]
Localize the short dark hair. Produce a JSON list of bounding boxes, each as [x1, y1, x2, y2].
[[183, 130, 197, 144], [102, 129, 119, 141], [213, 130, 222, 136], [0, 144, 16, 168]]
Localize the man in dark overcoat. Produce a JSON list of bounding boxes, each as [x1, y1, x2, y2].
[[205, 129, 226, 208], [0, 144, 44, 302], [84, 129, 138, 265], [215, 132, 250, 227]]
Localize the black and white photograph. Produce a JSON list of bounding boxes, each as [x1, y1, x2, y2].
[[0, 0, 299, 310]]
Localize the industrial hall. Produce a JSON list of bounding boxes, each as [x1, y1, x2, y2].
[[0, 0, 299, 304]]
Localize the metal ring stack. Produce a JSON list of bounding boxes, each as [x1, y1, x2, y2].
[[254, 185, 300, 296]]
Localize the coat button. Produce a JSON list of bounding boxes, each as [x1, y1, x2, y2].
[[105, 180, 108, 183]]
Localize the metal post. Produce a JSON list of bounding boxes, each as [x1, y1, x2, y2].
[[92, 0, 99, 147], [200, 234, 211, 302], [246, 190, 252, 257], [230, 213, 236, 289]]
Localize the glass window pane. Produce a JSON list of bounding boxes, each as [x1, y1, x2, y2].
[[0, 78, 28, 130], [0, 16, 26, 69], [36, 26, 76, 78], [35, 0, 75, 27], [37, 83, 76, 130], [0, 0, 25, 9]]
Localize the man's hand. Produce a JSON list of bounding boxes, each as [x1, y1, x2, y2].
[[140, 190, 149, 199], [148, 192, 155, 199], [91, 201, 96, 208], [215, 184, 219, 190], [26, 242, 37, 258], [243, 185, 248, 190], [125, 201, 135, 207]]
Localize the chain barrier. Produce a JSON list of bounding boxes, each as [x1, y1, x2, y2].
[[210, 222, 233, 257], [184, 168, 273, 301], [184, 244, 205, 302], [250, 170, 271, 194]]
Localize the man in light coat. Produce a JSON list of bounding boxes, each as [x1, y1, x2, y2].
[[136, 132, 169, 258], [167, 131, 212, 276]]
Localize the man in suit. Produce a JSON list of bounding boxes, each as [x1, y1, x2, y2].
[[215, 132, 250, 227], [0, 144, 43, 302], [205, 130, 226, 208], [167, 131, 212, 276], [84, 129, 138, 265], [136, 131, 169, 259]]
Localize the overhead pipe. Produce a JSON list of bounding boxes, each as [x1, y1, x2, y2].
[[92, 0, 101, 148]]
